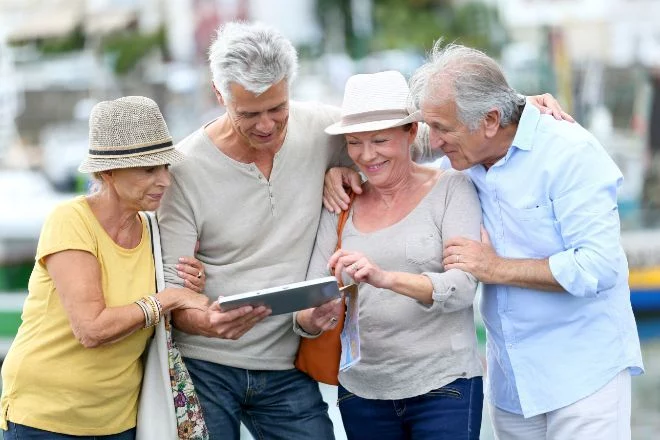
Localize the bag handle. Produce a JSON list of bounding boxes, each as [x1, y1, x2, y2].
[[334, 190, 356, 288]]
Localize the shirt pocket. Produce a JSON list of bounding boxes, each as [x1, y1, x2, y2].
[[405, 231, 440, 265], [506, 204, 563, 257]]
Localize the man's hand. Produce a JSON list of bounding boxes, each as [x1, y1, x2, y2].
[[208, 302, 271, 339], [323, 167, 363, 213], [528, 93, 575, 122], [296, 297, 344, 335], [172, 302, 271, 340], [442, 226, 501, 283]]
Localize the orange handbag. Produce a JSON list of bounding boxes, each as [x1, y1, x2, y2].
[[294, 193, 355, 385]]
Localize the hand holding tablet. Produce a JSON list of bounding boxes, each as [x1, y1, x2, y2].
[[217, 276, 341, 316]]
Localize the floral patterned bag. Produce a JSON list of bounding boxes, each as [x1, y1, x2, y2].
[[136, 212, 209, 440], [165, 317, 209, 439]]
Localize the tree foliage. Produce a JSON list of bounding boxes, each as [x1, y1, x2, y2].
[[101, 27, 167, 75], [316, 0, 506, 58]]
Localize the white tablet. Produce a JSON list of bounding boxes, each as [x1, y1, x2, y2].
[[217, 276, 341, 316]]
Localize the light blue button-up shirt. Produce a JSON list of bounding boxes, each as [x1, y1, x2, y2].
[[438, 104, 644, 417]]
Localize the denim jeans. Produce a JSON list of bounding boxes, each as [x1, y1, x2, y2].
[[338, 377, 483, 440], [184, 357, 334, 440], [2, 422, 135, 440]]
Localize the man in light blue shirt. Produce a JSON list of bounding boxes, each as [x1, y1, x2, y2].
[[411, 42, 644, 439]]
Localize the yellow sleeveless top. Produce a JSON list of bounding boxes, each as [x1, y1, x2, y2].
[[1, 196, 155, 435]]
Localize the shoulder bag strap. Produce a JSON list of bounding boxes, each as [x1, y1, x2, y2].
[[142, 211, 165, 293], [334, 190, 356, 288]]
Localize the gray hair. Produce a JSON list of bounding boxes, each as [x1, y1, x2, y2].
[[410, 41, 525, 131], [208, 21, 298, 101]]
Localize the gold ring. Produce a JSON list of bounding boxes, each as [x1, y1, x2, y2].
[[197, 271, 203, 279]]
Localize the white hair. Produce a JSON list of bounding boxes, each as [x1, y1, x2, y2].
[[208, 21, 298, 101], [410, 41, 525, 131]]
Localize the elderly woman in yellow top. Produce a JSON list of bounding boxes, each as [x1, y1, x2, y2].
[[0, 97, 259, 439]]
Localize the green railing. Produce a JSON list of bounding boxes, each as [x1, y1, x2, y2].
[[0, 292, 26, 358]]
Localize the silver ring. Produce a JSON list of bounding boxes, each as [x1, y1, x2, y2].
[[330, 317, 338, 324], [351, 263, 359, 271], [197, 271, 203, 279], [455, 255, 460, 264]]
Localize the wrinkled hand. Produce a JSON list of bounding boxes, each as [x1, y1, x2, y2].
[[442, 226, 501, 283], [528, 93, 575, 122], [323, 167, 363, 213], [172, 287, 210, 312], [328, 249, 391, 288], [176, 255, 206, 293], [206, 301, 271, 340], [297, 296, 344, 335]]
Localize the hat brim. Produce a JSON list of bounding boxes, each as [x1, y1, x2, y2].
[[78, 148, 186, 173], [324, 111, 421, 135]]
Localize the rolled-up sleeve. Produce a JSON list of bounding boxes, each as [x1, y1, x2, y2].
[[425, 269, 478, 312], [548, 142, 625, 298]]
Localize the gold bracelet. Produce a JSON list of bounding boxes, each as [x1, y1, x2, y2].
[[151, 295, 163, 319], [135, 299, 152, 328], [144, 296, 160, 326]]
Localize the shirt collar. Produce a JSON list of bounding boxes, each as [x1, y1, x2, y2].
[[510, 102, 541, 152]]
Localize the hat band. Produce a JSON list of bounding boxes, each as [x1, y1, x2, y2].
[[89, 140, 173, 157], [339, 109, 410, 127]]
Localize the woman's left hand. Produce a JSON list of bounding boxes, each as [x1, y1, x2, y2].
[[528, 93, 575, 122], [329, 249, 392, 289], [176, 256, 206, 293]]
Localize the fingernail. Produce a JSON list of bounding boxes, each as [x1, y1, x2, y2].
[[334, 298, 342, 304], [179, 257, 185, 262]]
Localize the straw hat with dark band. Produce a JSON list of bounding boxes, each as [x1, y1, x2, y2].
[[78, 96, 185, 173], [324, 70, 421, 135]]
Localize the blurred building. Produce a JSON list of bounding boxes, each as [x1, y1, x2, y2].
[[497, 0, 660, 225], [497, 0, 660, 67]]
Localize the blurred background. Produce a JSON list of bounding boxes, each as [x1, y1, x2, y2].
[[1, 0, 659, 438]]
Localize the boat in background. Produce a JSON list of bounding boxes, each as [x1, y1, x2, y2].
[[623, 229, 660, 312]]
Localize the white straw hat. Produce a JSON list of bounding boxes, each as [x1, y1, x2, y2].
[[324, 70, 421, 135], [78, 96, 185, 173]]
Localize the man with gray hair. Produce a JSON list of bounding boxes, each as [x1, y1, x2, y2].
[[411, 42, 644, 439], [156, 21, 349, 439]]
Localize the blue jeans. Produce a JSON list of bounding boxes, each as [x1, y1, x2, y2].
[[2, 422, 135, 439], [338, 377, 483, 440], [184, 357, 334, 440]]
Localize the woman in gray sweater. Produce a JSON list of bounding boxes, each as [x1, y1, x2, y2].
[[297, 70, 483, 440]]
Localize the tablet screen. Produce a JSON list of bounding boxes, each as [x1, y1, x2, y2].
[[217, 276, 340, 315]]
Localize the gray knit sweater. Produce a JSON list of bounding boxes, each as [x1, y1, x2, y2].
[[157, 101, 350, 370], [307, 169, 484, 399]]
